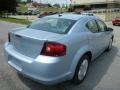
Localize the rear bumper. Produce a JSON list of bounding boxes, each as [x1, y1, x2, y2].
[[112, 21, 120, 25], [4, 42, 72, 85]]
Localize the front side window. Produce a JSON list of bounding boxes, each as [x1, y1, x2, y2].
[[96, 20, 107, 32], [86, 20, 99, 33], [28, 17, 76, 34]]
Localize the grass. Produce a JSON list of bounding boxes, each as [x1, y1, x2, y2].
[[39, 7, 67, 13], [17, 4, 27, 12], [0, 17, 31, 25], [16, 4, 68, 13]]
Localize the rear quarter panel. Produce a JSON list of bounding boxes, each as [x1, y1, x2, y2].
[[53, 32, 91, 79]]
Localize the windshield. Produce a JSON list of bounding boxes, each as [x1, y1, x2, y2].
[[28, 17, 76, 34]]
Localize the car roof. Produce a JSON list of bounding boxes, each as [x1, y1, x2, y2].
[[115, 16, 120, 18], [45, 13, 96, 21]]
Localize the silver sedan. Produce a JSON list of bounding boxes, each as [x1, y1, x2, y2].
[[4, 14, 114, 85]]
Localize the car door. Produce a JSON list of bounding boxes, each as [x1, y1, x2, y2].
[[86, 19, 104, 58], [96, 19, 110, 50]]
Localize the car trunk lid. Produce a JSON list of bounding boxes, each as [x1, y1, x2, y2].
[[10, 28, 62, 58]]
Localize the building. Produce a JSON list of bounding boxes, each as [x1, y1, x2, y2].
[[71, 0, 120, 21], [71, 0, 120, 10], [26, 2, 48, 11]]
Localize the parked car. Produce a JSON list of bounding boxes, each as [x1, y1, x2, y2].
[[29, 11, 40, 15], [38, 12, 48, 18], [112, 16, 120, 26], [38, 12, 57, 18], [4, 14, 114, 85], [17, 12, 22, 15], [23, 12, 29, 15], [81, 13, 94, 16]]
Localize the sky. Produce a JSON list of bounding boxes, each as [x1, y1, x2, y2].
[[22, 0, 71, 5], [33, 0, 70, 5]]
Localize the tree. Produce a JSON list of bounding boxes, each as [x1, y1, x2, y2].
[[27, 0, 32, 3], [48, 3, 52, 7], [16, 0, 21, 3], [0, 0, 17, 17], [68, 5, 74, 12], [0, 0, 17, 13], [16, 0, 32, 5], [62, 4, 67, 8], [62, 4, 65, 8], [53, 4, 60, 8]]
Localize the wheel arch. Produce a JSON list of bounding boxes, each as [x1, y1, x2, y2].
[[69, 46, 93, 79], [112, 35, 114, 41], [83, 51, 92, 62]]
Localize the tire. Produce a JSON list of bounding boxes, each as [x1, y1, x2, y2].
[[113, 24, 115, 26], [106, 39, 113, 51], [72, 55, 90, 84]]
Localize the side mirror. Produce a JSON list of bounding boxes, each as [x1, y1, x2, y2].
[[107, 27, 113, 32], [26, 25, 30, 28]]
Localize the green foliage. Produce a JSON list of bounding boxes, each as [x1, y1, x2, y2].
[[0, 17, 31, 25], [27, 0, 32, 3], [16, 0, 21, 3], [62, 4, 66, 8], [53, 4, 61, 8], [0, 0, 17, 13], [16, 0, 32, 4], [16, 4, 27, 12], [48, 3, 52, 7], [38, 7, 67, 13]]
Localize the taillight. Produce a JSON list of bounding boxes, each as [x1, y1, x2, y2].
[[8, 33, 11, 42], [40, 42, 66, 57], [112, 19, 116, 21]]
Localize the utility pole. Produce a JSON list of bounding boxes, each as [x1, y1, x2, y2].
[[66, 0, 68, 11], [106, 0, 108, 21], [39, 0, 41, 13]]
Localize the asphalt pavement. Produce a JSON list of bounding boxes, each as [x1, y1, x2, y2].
[[0, 21, 120, 90]]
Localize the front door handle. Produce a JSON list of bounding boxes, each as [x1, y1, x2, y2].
[[88, 37, 93, 40]]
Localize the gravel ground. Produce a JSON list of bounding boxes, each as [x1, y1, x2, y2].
[[0, 21, 120, 90]]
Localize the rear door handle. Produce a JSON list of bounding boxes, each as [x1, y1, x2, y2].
[[16, 34, 22, 38], [88, 36, 94, 40]]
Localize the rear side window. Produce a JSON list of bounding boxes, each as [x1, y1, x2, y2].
[[96, 20, 107, 32], [86, 20, 99, 33]]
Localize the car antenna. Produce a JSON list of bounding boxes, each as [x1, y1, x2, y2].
[[58, 14, 62, 17], [58, 7, 62, 17]]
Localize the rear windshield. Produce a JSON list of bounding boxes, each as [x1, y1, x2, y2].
[[28, 17, 76, 34], [116, 16, 120, 18]]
